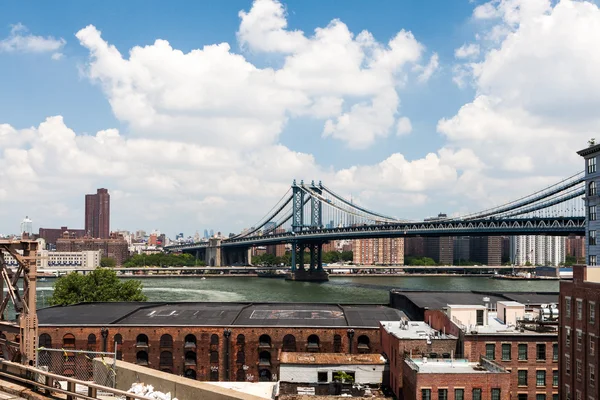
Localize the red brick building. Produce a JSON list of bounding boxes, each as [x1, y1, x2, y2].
[[38, 226, 86, 249], [85, 188, 110, 239], [402, 357, 511, 400], [559, 264, 600, 400], [56, 232, 129, 265], [37, 302, 403, 382]]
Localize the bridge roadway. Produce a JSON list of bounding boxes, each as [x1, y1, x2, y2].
[[166, 216, 585, 252]]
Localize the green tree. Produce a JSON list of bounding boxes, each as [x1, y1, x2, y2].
[[340, 251, 353, 262], [100, 257, 116, 268], [564, 255, 577, 266], [50, 269, 147, 306]]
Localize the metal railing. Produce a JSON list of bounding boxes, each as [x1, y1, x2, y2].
[[0, 358, 150, 400]]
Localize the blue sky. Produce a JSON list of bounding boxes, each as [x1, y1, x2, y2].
[[0, 0, 596, 236]]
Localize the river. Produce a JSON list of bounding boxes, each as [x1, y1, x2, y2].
[[35, 275, 559, 309]]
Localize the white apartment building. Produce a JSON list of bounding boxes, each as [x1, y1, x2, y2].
[[1, 250, 102, 270], [509, 235, 566, 266]]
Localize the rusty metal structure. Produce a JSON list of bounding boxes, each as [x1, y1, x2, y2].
[[0, 239, 38, 365]]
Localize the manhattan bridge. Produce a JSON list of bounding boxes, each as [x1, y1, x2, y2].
[[167, 171, 586, 281]]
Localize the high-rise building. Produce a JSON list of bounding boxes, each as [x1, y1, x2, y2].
[[20, 216, 33, 236], [510, 235, 566, 266], [565, 235, 586, 263], [424, 237, 453, 264], [85, 188, 110, 239], [266, 228, 286, 257], [404, 237, 425, 257], [203, 229, 209, 239], [352, 238, 404, 265], [209, 229, 214, 237], [454, 237, 470, 262], [470, 236, 502, 266]]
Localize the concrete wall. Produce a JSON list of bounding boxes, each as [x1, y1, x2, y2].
[[94, 358, 273, 400], [496, 302, 524, 325], [447, 306, 487, 328], [279, 363, 384, 384]]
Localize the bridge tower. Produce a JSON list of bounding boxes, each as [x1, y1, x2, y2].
[[287, 180, 329, 282]]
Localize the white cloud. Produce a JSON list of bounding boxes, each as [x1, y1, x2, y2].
[[440, 0, 600, 206], [415, 53, 439, 83], [395, 116, 412, 136], [0, 23, 65, 59], [454, 43, 480, 59]]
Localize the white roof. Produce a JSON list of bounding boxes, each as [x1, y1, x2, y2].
[[410, 359, 501, 374], [447, 304, 486, 309], [497, 301, 524, 307], [381, 320, 456, 340]]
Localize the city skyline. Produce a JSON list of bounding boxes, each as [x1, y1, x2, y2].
[[1, 0, 598, 236]]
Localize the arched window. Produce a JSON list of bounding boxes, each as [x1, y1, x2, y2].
[[259, 334, 271, 348], [283, 334, 296, 352], [210, 369, 219, 381], [259, 351, 271, 366], [236, 350, 245, 364], [307, 335, 320, 352], [236, 368, 246, 382], [39, 334, 52, 348], [114, 334, 123, 345], [185, 369, 197, 379], [136, 351, 148, 365], [160, 334, 173, 348], [591, 181, 597, 196], [185, 351, 197, 365], [185, 334, 196, 348], [236, 334, 245, 346], [87, 334, 96, 345], [63, 333, 75, 349], [357, 335, 370, 353], [259, 369, 272, 382], [333, 334, 342, 353], [136, 334, 148, 347], [160, 351, 173, 366], [210, 334, 219, 345]]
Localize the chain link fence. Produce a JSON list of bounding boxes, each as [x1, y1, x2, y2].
[[36, 347, 117, 390]]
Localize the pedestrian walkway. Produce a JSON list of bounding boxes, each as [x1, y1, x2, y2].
[[0, 391, 25, 400]]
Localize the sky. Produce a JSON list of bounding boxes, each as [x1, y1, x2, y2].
[[0, 0, 598, 237]]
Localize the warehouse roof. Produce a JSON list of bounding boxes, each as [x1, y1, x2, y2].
[[38, 302, 406, 328], [279, 352, 385, 365]]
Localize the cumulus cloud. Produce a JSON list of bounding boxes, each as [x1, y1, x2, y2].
[[395, 116, 412, 136], [0, 23, 65, 59], [454, 43, 480, 59], [440, 0, 600, 208]]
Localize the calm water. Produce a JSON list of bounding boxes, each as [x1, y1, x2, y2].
[[35, 275, 559, 309]]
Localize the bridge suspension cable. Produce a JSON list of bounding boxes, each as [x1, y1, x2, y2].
[[229, 189, 293, 239], [456, 171, 584, 220], [493, 186, 585, 218]]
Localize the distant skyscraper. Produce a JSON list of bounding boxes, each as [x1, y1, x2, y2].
[[85, 188, 110, 239], [209, 229, 214, 237], [264, 221, 276, 234], [20, 216, 33, 236], [203, 229, 209, 239]]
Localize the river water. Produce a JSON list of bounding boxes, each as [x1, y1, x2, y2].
[[35, 275, 559, 309]]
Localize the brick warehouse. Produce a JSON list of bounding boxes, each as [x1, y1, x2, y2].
[[37, 302, 403, 382]]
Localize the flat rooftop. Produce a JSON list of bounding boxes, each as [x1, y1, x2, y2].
[[466, 311, 557, 336], [392, 290, 558, 311], [280, 352, 385, 365], [37, 302, 406, 328], [407, 359, 505, 374], [381, 320, 456, 340]]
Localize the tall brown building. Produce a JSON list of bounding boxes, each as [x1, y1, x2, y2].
[[352, 238, 404, 265], [56, 232, 128, 266], [404, 237, 425, 257], [85, 188, 110, 239], [559, 264, 600, 400], [266, 228, 286, 257], [565, 235, 586, 264], [470, 236, 502, 266], [424, 237, 453, 264]]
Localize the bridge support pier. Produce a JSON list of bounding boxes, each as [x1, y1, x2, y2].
[[287, 240, 329, 282]]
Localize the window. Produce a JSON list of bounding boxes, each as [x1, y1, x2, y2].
[[591, 231, 597, 246], [421, 389, 431, 400], [39, 334, 52, 348], [236, 334, 245, 346], [590, 206, 597, 221], [472, 389, 482, 400], [552, 395, 558, 400], [577, 330, 583, 351], [236, 351, 245, 364], [565, 384, 571, 400], [454, 389, 464, 400], [588, 157, 597, 174], [566, 297, 572, 318], [518, 395, 528, 400], [518, 370, 528, 386], [491, 388, 501, 400], [577, 300, 583, 320], [136, 351, 148, 365], [87, 334, 96, 345], [136, 334, 148, 347], [333, 335, 342, 353], [566, 355, 571, 375], [184, 334, 196, 348], [536, 370, 546, 386], [318, 371, 328, 383], [591, 255, 598, 266], [283, 334, 296, 352], [357, 335, 370, 353], [486, 343, 496, 359], [210, 334, 219, 345], [591, 365, 596, 387], [553, 343, 558, 361], [566, 328, 572, 347], [518, 344, 528, 360], [210, 351, 218, 363], [590, 181, 598, 196], [259, 335, 271, 348], [159, 351, 173, 366], [307, 335, 320, 352], [160, 334, 173, 348], [590, 337, 595, 356], [553, 370, 558, 386], [185, 351, 197, 365], [259, 351, 271, 366], [536, 395, 546, 400], [576, 359, 582, 381], [438, 389, 448, 400], [590, 302, 596, 324], [536, 344, 546, 360], [502, 344, 511, 360]]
